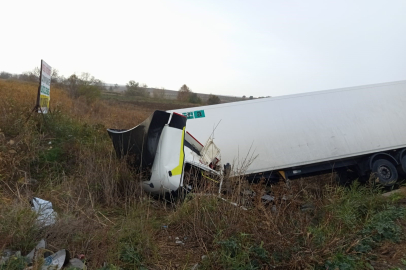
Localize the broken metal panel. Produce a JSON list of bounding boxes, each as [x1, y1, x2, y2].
[[184, 146, 220, 176], [107, 110, 170, 169], [185, 131, 204, 155], [200, 138, 221, 168]]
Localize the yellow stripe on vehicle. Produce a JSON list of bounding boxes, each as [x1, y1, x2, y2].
[[278, 170, 286, 180], [201, 171, 219, 183], [170, 127, 185, 176]]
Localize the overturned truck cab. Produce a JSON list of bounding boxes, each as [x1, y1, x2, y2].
[[108, 111, 220, 195]]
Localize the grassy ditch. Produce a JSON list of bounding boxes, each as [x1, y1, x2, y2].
[[1, 79, 406, 269]]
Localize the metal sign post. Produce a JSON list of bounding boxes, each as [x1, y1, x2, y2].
[[37, 59, 52, 113], [27, 60, 52, 122]]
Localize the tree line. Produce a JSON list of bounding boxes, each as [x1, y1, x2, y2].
[[124, 81, 222, 105], [1, 69, 104, 104], [1, 69, 223, 105]]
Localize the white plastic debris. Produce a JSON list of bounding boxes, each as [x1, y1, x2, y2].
[[42, 249, 68, 270], [26, 239, 46, 264], [31, 197, 57, 227], [0, 250, 13, 265], [261, 195, 275, 202], [66, 258, 86, 269], [175, 237, 185, 245], [0, 251, 21, 266]]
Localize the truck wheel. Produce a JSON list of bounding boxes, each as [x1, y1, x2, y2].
[[371, 159, 398, 186]]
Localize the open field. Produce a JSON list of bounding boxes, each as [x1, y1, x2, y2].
[[101, 91, 199, 113], [2, 79, 406, 269]]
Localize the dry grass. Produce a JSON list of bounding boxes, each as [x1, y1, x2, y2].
[[2, 79, 406, 269]]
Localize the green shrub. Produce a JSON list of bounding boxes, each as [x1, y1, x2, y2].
[[200, 232, 270, 270], [355, 205, 406, 253], [0, 203, 41, 254], [325, 253, 362, 270]]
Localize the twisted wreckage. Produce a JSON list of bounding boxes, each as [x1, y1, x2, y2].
[[108, 81, 406, 195]]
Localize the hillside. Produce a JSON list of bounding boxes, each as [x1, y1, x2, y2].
[[2, 79, 406, 269], [105, 85, 244, 103]]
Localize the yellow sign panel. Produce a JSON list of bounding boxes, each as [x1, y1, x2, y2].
[[37, 60, 52, 114], [39, 94, 50, 113]]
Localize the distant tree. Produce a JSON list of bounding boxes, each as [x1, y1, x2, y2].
[[62, 72, 103, 103], [189, 93, 202, 104], [125, 80, 146, 96], [242, 95, 246, 99], [19, 67, 40, 82], [109, 85, 113, 91], [65, 74, 80, 97], [33, 67, 41, 78], [177, 84, 191, 102], [0, 72, 12, 79], [207, 94, 221, 105], [77, 73, 103, 103], [249, 96, 253, 99], [51, 69, 63, 85], [78, 84, 102, 103]]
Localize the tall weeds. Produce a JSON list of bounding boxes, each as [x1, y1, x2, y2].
[[1, 79, 406, 269]]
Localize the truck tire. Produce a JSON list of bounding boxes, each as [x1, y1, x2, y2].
[[371, 159, 398, 186]]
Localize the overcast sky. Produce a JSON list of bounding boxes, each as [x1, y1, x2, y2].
[[1, 0, 405, 97]]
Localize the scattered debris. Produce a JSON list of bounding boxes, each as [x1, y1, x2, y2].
[[242, 190, 256, 196], [66, 258, 86, 269], [42, 249, 69, 270], [26, 239, 46, 264], [300, 203, 315, 212], [0, 240, 76, 270], [261, 194, 275, 202], [31, 197, 57, 227], [175, 237, 185, 245], [0, 250, 14, 265]]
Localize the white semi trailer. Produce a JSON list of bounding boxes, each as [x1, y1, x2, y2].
[[109, 80, 406, 194]]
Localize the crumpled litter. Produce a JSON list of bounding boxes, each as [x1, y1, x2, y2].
[[31, 197, 57, 227], [0, 239, 80, 270], [26, 239, 46, 264]]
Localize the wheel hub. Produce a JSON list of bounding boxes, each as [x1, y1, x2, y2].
[[378, 166, 391, 179]]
